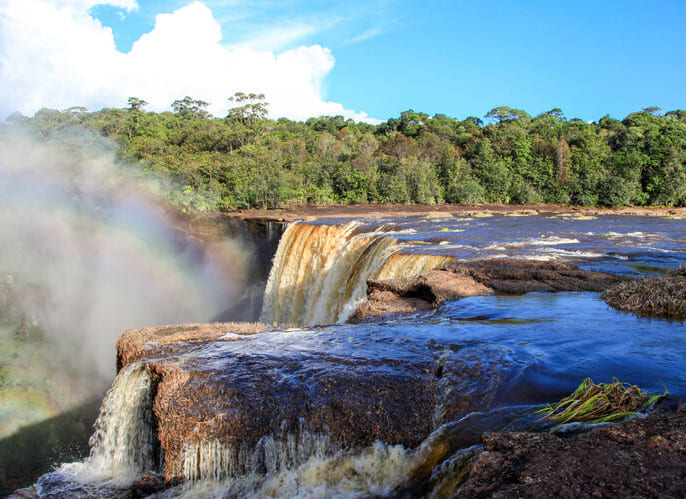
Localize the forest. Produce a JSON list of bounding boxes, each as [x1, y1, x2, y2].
[[3, 94, 686, 212]]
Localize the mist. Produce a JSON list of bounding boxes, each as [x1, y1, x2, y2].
[[0, 128, 250, 393]]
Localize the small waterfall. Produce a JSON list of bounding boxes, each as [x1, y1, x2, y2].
[[174, 431, 475, 498], [260, 222, 453, 326], [38, 363, 157, 492], [175, 438, 422, 498], [87, 362, 157, 478], [182, 429, 334, 483]]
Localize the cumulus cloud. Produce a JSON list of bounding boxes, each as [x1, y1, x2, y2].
[[0, 0, 374, 121]]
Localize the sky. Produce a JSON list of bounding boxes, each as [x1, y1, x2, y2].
[[1, 0, 685, 123]]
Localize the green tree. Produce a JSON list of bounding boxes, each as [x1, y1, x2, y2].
[[485, 106, 531, 125], [226, 92, 268, 125], [172, 96, 211, 119], [127, 97, 148, 112]]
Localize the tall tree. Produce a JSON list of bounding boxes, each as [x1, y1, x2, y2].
[[226, 92, 268, 125], [172, 96, 211, 119]]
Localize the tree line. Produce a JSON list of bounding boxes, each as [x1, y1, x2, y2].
[[4, 95, 686, 211]]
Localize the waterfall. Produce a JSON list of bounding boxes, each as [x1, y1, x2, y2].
[[182, 430, 334, 482], [39, 362, 157, 491], [86, 362, 157, 478], [174, 430, 475, 498], [260, 222, 452, 326], [176, 436, 424, 497]]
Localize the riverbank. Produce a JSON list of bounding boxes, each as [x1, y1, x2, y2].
[[451, 407, 686, 497], [222, 203, 686, 222]]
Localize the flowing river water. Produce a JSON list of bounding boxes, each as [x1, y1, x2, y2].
[[7, 212, 686, 497]]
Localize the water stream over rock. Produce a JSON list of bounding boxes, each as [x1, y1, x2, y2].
[[9, 213, 686, 497]]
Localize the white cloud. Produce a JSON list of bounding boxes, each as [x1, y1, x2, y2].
[[347, 27, 382, 45], [0, 0, 374, 122], [53, 0, 138, 10], [228, 23, 321, 53]]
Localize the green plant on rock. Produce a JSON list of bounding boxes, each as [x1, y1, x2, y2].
[[536, 377, 667, 425]]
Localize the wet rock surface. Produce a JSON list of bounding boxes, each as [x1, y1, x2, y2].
[[450, 258, 625, 294], [118, 323, 446, 483], [116, 322, 268, 369], [349, 290, 435, 323], [350, 271, 491, 322], [457, 409, 686, 497], [37, 309, 684, 496], [351, 259, 623, 322]]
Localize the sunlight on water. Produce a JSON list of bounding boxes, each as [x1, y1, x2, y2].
[[11, 213, 686, 496], [260, 221, 452, 326]]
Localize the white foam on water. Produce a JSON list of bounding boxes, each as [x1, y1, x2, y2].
[[165, 440, 417, 498], [220, 332, 244, 340], [595, 231, 661, 240], [485, 236, 580, 251]]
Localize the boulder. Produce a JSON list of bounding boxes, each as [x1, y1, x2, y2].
[[116, 322, 267, 369], [118, 323, 447, 484], [455, 409, 686, 497], [350, 259, 623, 323], [350, 290, 435, 322], [349, 271, 491, 323]]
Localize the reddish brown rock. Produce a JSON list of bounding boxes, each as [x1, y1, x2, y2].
[[369, 270, 493, 305], [116, 322, 268, 370], [351, 290, 435, 322], [349, 270, 491, 322], [350, 259, 622, 323], [449, 258, 624, 294], [120, 323, 442, 484], [455, 409, 686, 497]]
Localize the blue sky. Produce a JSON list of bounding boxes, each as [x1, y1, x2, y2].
[[1, 0, 685, 122]]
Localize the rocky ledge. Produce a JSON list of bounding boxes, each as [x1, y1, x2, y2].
[[453, 408, 686, 497], [109, 313, 685, 496], [351, 258, 624, 322], [117, 322, 450, 484]]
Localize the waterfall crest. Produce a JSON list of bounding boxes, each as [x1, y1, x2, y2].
[[260, 222, 452, 326]]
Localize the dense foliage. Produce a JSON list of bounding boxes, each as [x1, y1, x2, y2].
[[4, 97, 686, 211]]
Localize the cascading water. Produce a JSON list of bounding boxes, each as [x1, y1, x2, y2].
[[173, 440, 423, 498], [167, 422, 483, 497], [14, 214, 686, 497], [86, 363, 157, 479], [181, 429, 334, 483], [260, 221, 452, 326], [35, 363, 158, 494]]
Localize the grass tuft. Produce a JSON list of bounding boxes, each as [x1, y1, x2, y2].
[[602, 266, 686, 321], [537, 377, 667, 425]]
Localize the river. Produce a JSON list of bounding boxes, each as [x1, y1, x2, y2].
[[5, 212, 686, 497]]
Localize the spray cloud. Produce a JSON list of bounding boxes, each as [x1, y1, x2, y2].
[[0, 126, 248, 389]]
